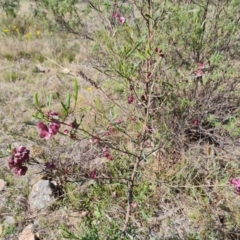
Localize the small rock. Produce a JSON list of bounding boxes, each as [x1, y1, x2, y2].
[[0, 179, 6, 191], [3, 216, 15, 225], [61, 68, 70, 74], [28, 180, 55, 212], [35, 64, 48, 73], [18, 224, 35, 240]]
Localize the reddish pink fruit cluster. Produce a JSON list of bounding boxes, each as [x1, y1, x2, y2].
[[113, 12, 125, 25], [192, 119, 199, 126], [103, 127, 116, 137], [230, 178, 240, 193], [69, 120, 79, 129], [128, 95, 134, 104], [38, 121, 61, 140], [103, 131, 110, 137], [90, 138, 100, 144], [37, 110, 61, 140], [103, 147, 114, 160], [131, 117, 137, 122], [8, 146, 30, 176], [145, 141, 152, 148], [116, 118, 122, 124], [90, 170, 97, 179], [131, 202, 137, 209], [64, 120, 79, 139], [192, 62, 205, 77], [155, 48, 165, 58], [64, 129, 77, 139], [146, 126, 154, 134]]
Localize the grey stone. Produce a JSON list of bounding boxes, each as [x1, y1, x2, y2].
[[28, 180, 55, 212], [3, 216, 15, 225], [18, 224, 35, 240]]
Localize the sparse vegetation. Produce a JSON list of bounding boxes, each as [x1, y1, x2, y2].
[[1, 0, 240, 239]]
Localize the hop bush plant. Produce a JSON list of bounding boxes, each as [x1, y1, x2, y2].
[[3, 0, 240, 238]]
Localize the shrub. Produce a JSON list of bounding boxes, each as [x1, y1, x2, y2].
[[5, 0, 240, 237]]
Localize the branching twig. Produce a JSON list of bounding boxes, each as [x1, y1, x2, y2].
[[122, 1, 155, 233], [78, 70, 128, 114]]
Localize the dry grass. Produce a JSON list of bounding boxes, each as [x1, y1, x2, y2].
[[1, 1, 240, 239], [0, 7, 101, 239]]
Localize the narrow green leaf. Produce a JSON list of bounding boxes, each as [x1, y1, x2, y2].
[[65, 92, 71, 110], [126, 41, 142, 59], [60, 102, 67, 112], [132, 61, 142, 72], [56, 92, 67, 112], [115, 69, 126, 78], [8, 144, 13, 151], [48, 94, 52, 110], [94, 98, 102, 112], [23, 121, 37, 126], [34, 93, 40, 107], [32, 112, 44, 119], [73, 78, 78, 102], [145, 41, 151, 55], [134, 52, 147, 60], [95, 205, 102, 218], [141, 210, 149, 220]]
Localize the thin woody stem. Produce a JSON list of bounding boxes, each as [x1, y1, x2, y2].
[[122, 1, 154, 232]]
